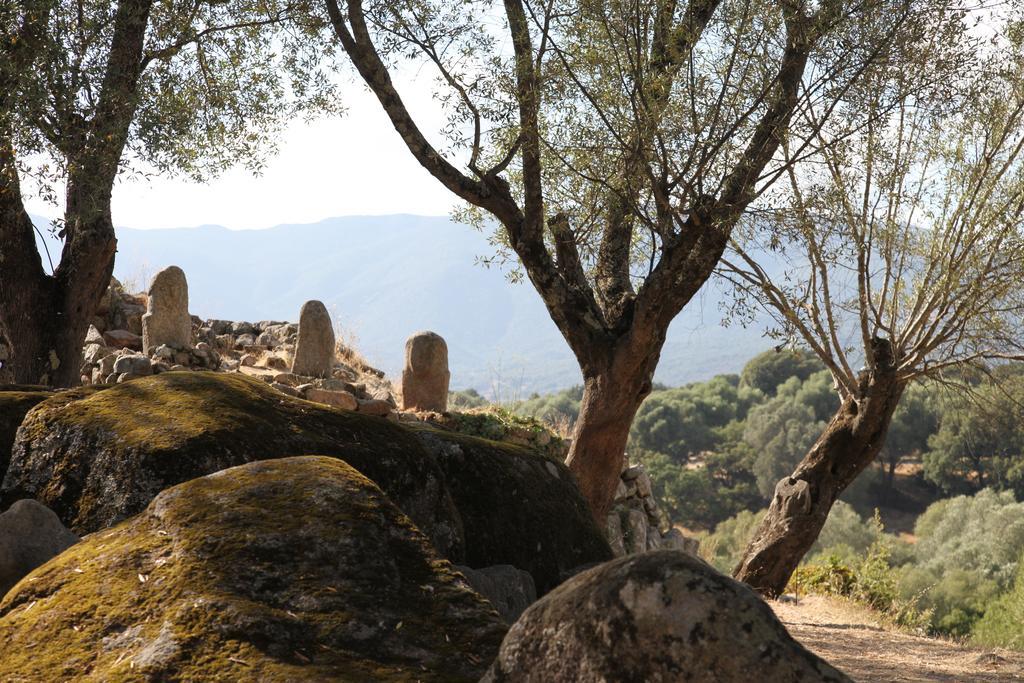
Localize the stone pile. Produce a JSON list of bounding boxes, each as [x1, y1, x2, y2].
[[607, 462, 697, 557]]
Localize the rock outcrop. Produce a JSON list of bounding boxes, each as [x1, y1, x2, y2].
[[2, 373, 611, 591], [401, 331, 450, 412], [0, 499, 78, 597], [483, 550, 852, 683], [0, 457, 507, 681], [414, 428, 612, 594]]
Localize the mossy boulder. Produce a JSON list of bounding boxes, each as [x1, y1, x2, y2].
[[0, 386, 52, 481], [2, 372, 463, 558], [0, 457, 507, 681], [483, 551, 851, 683], [2, 372, 610, 592]]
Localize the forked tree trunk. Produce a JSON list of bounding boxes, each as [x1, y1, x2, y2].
[[0, 144, 117, 387], [734, 361, 904, 597]]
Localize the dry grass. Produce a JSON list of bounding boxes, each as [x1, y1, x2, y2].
[[773, 594, 1024, 682]]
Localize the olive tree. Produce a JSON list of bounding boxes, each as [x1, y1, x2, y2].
[[721, 21, 1024, 596], [0, 0, 337, 386], [323, 0, 937, 519]]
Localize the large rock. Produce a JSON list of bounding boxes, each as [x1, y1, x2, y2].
[[2, 373, 610, 588], [291, 300, 335, 378], [414, 428, 612, 594], [484, 551, 852, 683], [141, 266, 192, 355], [401, 331, 450, 412], [0, 457, 506, 681], [0, 499, 78, 597], [0, 387, 51, 481]]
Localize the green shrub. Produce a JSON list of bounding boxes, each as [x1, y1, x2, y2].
[[973, 560, 1024, 650], [912, 489, 1024, 587], [701, 509, 765, 573]]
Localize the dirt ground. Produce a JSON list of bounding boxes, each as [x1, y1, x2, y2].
[[771, 595, 1024, 682]]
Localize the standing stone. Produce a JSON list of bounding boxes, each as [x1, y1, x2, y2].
[[291, 300, 335, 378], [401, 331, 450, 412], [141, 266, 192, 355]]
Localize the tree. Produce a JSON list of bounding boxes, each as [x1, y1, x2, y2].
[[0, 0, 336, 386], [324, 0, 928, 519], [743, 371, 837, 497], [630, 374, 760, 458], [924, 374, 1024, 496], [740, 347, 823, 395], [722, 20, 1024, 595]]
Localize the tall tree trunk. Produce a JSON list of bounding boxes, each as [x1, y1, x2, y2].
[[734, 354, 904, 597], [566, 334, 663, 523]]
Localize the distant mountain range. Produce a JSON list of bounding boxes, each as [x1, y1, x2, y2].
[[32, 214, 776, 395]]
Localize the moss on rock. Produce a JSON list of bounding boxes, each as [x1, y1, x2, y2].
[[2, 372, 463, 557], [3, 372, 611, 594], [0, 457, 507, 681]]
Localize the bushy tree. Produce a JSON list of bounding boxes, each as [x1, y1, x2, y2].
[[631, 374, 761, 458], [634, 444, 761, 530], [913, 489, 1024, 588], [924, 375, 1024, 497], [744, 371, 838, 496], [973, 559, 1024, 650], [740, 348, 823, 396]]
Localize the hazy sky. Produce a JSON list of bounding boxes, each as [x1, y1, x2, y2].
[[25, 75, 456, 231]]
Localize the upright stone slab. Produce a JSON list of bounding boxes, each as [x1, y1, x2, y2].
[[401, 331, 450, 412], [291, 300, 335, 378], [141, 266, 191, 355]]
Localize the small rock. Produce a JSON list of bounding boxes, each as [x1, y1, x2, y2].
[[102, 329, 142, 351], [357, 398, 392, 417], [0, 499, 79, 597], [271, 382, 300, 398], [305, 388, 358, 411], [239, 354, 257, 367], [112, 355, 152, 377], [235, 333, 256, 349], [84, 325, 104, 345], [273, 373, 301, 387], [230, 321, 254, 336], [83, 343, 108, 365]]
